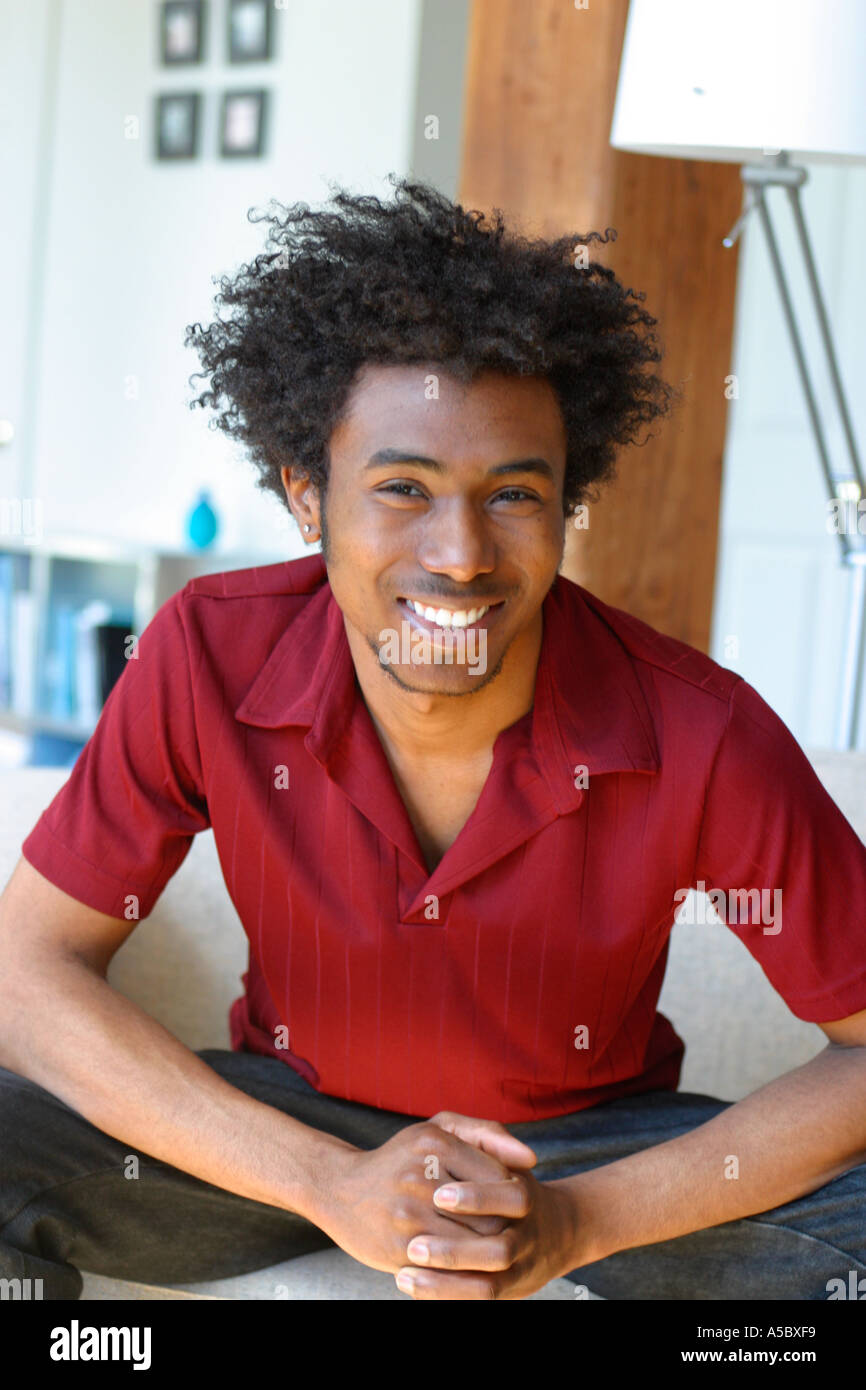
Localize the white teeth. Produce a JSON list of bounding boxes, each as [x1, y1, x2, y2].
[[406, 599, 491, 628]]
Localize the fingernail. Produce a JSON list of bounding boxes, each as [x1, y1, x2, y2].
[[434, 1185, 459, 1207], [407, 1240, 430, 1262], [396, 1271, 416, 1293]]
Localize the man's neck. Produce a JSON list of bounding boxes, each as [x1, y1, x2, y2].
[[344, 606, 545, 765]]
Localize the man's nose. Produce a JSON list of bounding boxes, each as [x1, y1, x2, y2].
[[415, 500, 497, 581]]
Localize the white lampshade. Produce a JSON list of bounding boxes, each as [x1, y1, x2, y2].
[[611, 0, 866, 164]]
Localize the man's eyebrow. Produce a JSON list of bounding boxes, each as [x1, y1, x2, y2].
[[364, 448, 556, 482]]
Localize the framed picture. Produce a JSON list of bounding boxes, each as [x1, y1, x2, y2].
[[160, 1, 205, 65], [220, 90, 268, 157], [155, 93, 201, 160], [227, 0, 273, 63]]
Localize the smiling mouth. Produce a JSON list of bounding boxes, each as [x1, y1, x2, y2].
[[397, 596, 505, 629]]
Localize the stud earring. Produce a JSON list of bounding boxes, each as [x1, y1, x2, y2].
[[303, 524, 311, 533]]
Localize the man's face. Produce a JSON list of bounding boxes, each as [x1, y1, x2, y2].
[[287, 362, 568, 698]]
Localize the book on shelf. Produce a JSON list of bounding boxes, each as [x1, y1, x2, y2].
[[0, 553, 12, 708], [96, 622, 134, 706], [74, 601, 113, 726], [11, 590, 37, 718]]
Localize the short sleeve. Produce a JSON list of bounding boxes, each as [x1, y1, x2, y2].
[[694, 676, 866, 1022], [21, 587, 210, 920]]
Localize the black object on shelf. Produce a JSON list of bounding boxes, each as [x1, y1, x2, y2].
[[95, 624, 134, 707]]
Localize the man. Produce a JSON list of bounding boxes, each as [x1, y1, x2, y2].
[[1, 178, 865, 1302]]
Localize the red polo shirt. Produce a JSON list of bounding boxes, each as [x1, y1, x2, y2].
[[21, 554, 866, 1122]]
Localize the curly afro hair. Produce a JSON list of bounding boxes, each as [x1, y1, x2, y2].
[[185, 174, 676, 523]]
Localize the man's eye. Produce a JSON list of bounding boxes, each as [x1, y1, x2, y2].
[[377, 483, 537, 503], [379, 482, 424, 497]]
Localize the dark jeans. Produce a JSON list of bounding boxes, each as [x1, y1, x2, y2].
[[1, 1049, 864, 1300]]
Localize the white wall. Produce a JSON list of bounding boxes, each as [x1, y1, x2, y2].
[[710, 162, 866, 750], [9, 0, 424, 555], [0, 0, 56, 511]]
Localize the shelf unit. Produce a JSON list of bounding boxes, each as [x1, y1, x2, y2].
[[0, 533, 289, 761]]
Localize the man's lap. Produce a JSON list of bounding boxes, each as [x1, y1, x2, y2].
[[1, 1049, 863, 1299]]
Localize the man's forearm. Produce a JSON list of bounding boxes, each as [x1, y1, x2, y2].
[[553, 1043, 866, 1269], [0, 953, 355, 1222]]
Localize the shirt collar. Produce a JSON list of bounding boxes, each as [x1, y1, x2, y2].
[[234, 554, 661, 812]]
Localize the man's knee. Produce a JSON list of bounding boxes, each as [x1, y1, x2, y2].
[[0, 1064, 127, 1201]]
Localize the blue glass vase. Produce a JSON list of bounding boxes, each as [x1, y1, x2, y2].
[[186, 489, 219, 549]]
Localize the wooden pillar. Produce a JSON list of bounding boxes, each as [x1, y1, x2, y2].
[[458, 0, 743, 651]]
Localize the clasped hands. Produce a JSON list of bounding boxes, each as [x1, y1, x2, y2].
[[311, 1110, 583, 1300]]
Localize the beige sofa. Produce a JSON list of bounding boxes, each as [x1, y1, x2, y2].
[[2, 750, 864, 1300]]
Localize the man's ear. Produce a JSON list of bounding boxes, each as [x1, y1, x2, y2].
[[281, 464, 321, 536]]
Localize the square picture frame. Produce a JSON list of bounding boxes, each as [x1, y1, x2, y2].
[[227, 0, 273, 63], [220, 89, 268, 158], [160, 1, 206, 65], [154, 92, 202, 160]]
